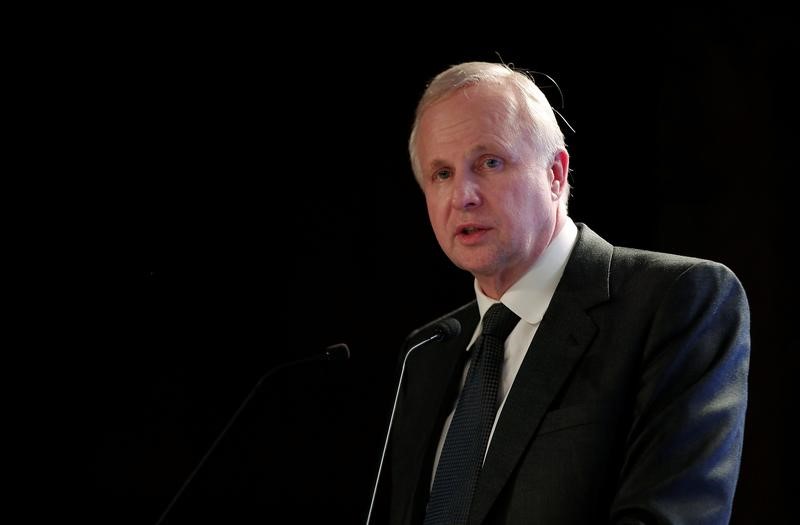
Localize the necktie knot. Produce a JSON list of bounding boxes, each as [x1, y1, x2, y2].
[[480, 303, 520, 341]]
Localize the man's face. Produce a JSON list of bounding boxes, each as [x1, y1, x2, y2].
[[416, 83, 563, 297]]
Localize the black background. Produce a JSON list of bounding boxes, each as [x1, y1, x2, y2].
[[87, 7, 794, 523]]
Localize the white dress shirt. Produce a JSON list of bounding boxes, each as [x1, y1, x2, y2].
[[431, 217, 579, 481]]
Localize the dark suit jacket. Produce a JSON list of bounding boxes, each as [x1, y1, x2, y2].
[[379, 223, 750, 524]]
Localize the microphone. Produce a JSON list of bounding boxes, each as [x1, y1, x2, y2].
[[154, 343, 351, 525], [430, 318, 461, 342], [365, 319, 462, 525]]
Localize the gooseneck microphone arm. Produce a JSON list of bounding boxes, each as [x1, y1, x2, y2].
[[154, 343, 350, 525], [365, 319, 461, 525]]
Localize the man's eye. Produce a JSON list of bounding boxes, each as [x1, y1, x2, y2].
[[483, 158, 502, 169], [434, 169, 452, 181]]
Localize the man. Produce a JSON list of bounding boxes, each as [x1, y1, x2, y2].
[[377, 62, 749, 524]]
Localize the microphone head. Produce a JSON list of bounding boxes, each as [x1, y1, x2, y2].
[[433, 318, 461, 342], [323, 343, 351, 361]]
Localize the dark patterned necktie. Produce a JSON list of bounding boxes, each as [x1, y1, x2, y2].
[[424, 302, 520, 524]]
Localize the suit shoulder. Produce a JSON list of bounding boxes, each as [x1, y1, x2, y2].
[[613, 246, 741, 278], [613, 246, 702, 272], [611, 246, 746, 300]]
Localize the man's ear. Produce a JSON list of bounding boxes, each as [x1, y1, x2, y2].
[[550, 149, 569, 200]]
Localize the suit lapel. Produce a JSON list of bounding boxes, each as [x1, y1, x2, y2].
[[469, 224, 612, 524]]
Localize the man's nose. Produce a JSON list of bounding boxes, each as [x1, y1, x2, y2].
[[451, 174, 482, 210]]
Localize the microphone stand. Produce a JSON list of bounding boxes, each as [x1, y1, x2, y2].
[[365, 319, 460, 525], [154, 343, 350, 525]]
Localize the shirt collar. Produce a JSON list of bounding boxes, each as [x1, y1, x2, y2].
[[474, 217, 578, 325]]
